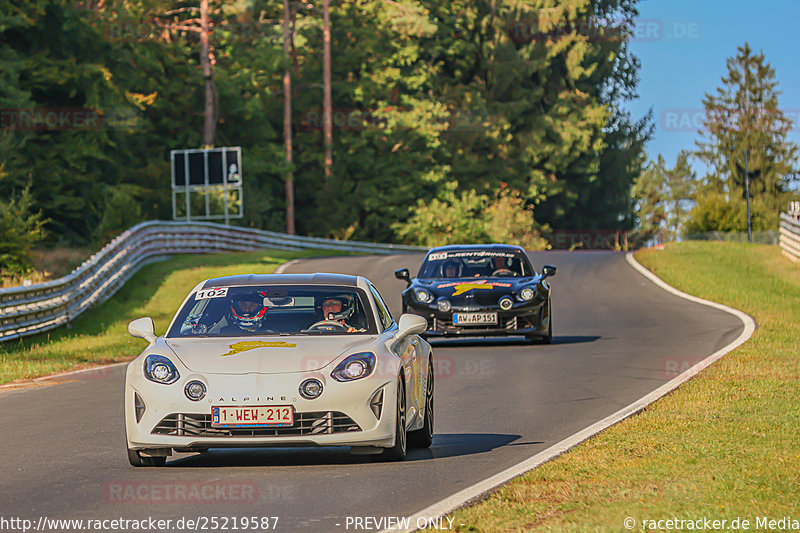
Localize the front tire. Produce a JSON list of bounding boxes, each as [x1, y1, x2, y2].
[[408, 359, 434, 449], [526, 303, 553, 344], [377, 377, 407, 461]]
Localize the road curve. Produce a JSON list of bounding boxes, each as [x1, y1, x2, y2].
[[0, 251, 743, 531]]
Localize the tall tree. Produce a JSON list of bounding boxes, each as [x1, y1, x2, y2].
[[664, 150, 696, 238], [630, 155, 667, 243], [694, 42, 797, 228], [282, 0, 295, 234]]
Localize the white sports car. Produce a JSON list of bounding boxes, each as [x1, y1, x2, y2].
[[125, 273, 434, 466]]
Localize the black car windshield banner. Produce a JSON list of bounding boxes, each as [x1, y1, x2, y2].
[[427, 251, 516, 261]]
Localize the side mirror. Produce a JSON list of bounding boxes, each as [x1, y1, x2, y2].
[[394, 268, 412, 287], [396, 313, 428, 341], [128, 317, 157, 344], [541, 265, 557, 279]]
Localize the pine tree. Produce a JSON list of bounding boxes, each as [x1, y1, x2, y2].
[[694, 43, 798, 229], [664, 150, 696, 238], [630, 155, 666, 243]]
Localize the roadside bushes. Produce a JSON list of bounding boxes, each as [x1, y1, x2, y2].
[[393, 184, 550, 250], [0, 183, 47, 276]]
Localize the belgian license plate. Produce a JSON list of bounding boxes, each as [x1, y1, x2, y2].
[[211, 406, 294, 427], [453, 312, 498, 325]]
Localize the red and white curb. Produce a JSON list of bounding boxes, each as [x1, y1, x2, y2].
[[385, 251, 756, 533]]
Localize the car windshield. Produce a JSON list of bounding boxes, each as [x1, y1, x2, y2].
[[418, 250, 533, 279], [167, 285, 376, 337]]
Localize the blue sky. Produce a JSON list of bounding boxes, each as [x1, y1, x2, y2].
[[622, 0, 800, 174]]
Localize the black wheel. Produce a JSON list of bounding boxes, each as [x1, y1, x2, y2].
[[127, 447, 167, 467], [377, 377, 407, 461], [542, 306, 553, 344], [408, 359, 434, 449]]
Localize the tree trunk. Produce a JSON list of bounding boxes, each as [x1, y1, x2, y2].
[[282, 0, 295, 234], [322, 0, 332, 180], [200, 0, 215, 146]]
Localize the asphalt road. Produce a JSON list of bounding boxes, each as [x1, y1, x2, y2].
[[0, 251, 744, 532]]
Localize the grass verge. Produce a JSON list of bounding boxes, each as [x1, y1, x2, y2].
[[438, 241, 799, 531], [0, 249, 339, 385]]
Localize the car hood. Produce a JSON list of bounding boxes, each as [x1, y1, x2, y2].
[[164, 336, 379, 375]]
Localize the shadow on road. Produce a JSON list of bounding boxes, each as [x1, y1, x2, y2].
[[428, 335, 600, 348], [165, 433, 522, 468]]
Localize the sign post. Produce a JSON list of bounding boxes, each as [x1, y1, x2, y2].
[[171, 147, 243, 224]]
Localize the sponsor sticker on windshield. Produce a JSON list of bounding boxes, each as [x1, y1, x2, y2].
[[195, 287, 229, 300], [427, 251, 516, 261]]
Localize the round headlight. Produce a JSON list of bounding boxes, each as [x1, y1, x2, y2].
[[144, 354, 179, 384], [151, 363, 171, 381], [437, 298, 452, 312], [331, 352, 376, 382], [499, 296, 514, 310], [299, 378, 323, 399], [344, 361, 367, 380], [414, 289, 432, 303], [184, 380, 207, 401], [520, 287, 535, 301]]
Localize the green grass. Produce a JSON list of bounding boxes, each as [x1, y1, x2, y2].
[[0, 249, 341, 385], [437, 242, 800, 531]]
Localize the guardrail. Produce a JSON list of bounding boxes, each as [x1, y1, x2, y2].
[[0, 221, 425, 343], [780, 212, 800, 262]]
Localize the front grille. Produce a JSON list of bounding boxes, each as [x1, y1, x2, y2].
[[152, 411, 361, 437]]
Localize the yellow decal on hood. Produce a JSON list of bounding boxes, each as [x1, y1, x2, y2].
[[221, 340, 297, 357], [451, 282, 495, 296]]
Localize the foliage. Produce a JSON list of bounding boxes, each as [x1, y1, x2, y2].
[[685, 189, 774, 234], [0, 0, 651, 246], [694, 42, 798, 226], [630, 156, 667, 243], [0, 181, 48, 275], [393, 183, 549, 249]]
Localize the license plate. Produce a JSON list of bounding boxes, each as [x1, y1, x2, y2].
[[211, 406, 294, 427], [453, 312, 498, 325]]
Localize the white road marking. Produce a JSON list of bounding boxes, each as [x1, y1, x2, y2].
[[275, 258, 303, 274], [384, 251, 756, 533]]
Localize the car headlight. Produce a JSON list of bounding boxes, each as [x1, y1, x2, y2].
[[519, 287, 536, 301], [299, 378, 323, 399], [499, 296, 514, 310], [331, 352, 376, 382], [414, 288, 432, 303], [437, 298, 452, 312], [185, 380, 207, 401], [144, 354, 179, 384]]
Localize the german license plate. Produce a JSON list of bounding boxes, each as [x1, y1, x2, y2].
[[453, 312, 498, 325], [211, 406, 294, 427]]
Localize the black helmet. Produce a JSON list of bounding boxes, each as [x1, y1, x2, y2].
[[442, 259, 460, 277], [228, 291, 268, 331]]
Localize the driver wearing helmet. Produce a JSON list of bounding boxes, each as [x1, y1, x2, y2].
[[319, 294, 364, 333], [443, 259, 460, 278], [225, 291, 269, 333]]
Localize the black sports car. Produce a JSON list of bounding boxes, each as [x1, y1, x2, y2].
[[395, 245, 556, 343]]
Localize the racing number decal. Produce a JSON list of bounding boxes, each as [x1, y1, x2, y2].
[[195, 287, 229, 300]]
